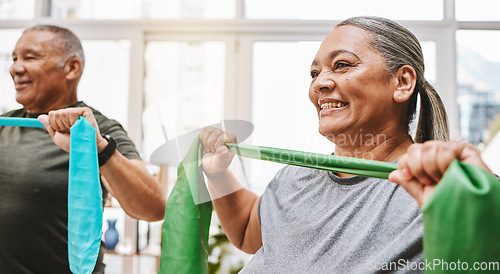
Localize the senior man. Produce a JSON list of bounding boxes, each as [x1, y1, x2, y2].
[[0, 25, 166, 273]]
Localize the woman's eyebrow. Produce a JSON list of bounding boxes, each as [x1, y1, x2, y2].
[[312, 49, 360, 66], [328, 49, 359, 60]]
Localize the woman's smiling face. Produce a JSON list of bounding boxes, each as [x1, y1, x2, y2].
[[309, 25, 401, 142]]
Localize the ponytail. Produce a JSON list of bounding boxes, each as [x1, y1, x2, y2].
[[415, 80, 449, 142]]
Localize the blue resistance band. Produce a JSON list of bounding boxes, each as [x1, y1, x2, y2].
[[0, 117, 102, 274], [0, 117, 45, 128]]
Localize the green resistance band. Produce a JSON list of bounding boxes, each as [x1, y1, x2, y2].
[[226, 143, 398, 179], [0, 117, 102, 274], [159, 138, 500, 274], [159, 138, 212, 274], [422, 160, 500, 273]]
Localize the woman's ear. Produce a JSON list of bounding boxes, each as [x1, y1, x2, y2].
[[63, 57, 83, 81], [393, 65, 417, 103]]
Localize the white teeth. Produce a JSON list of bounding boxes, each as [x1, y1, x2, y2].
[[320, 102, 347, 110]]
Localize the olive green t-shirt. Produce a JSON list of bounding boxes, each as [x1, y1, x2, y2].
[[0, 101, 140, 273]]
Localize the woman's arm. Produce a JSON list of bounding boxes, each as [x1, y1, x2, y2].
[[200, 127, 263, 254]]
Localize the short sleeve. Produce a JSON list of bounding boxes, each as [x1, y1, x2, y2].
[[98, 119, 141, 161]]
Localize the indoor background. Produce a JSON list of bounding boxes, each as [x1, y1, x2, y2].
[[0, 0, 499, 273]]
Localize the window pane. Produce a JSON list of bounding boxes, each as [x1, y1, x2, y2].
[[421, 41, 437, 85], [50, 0, 235, 19], [79, 40, 130, 129], [246, 0, 442, 20], [251, 41, 332, 194], [142, 41, 225, 161], [456, 0, 500, 21], [0, 29, 23, 114], [0, 0, 35, 20], [142, 0, 235, 19], [457, 31, 500, 145]]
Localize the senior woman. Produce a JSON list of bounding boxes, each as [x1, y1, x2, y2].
[[200, 16, 491, 273]]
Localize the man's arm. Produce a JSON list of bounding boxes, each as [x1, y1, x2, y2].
[[38, 107, 166, 222], [99, 155, 166, 221]]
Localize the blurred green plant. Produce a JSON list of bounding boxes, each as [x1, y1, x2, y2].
[[208, 225, 245, 274]]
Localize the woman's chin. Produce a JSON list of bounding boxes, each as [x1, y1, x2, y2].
[[318, 125, 342, 141]]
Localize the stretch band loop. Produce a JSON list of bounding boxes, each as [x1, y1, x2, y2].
[[1, 116, 102, 274]]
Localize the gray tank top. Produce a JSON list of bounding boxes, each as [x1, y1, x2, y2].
[[241, 165, 423, 273]]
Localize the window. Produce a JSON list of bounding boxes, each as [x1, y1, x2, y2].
[[245, 0, 443, 20], [142, 41, 226, 162], [421, 42, 437, 85], [456, 0, 500, 21], [0, 0, 35, 20], [0, 29, 24, 114], [79, 40, 131, 129], [50, 0, 235, 19], [250, 41, 331, 193], [457, 30, 500, 145]]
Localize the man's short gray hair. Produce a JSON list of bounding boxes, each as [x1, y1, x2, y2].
[[23, 25, 85, 74]]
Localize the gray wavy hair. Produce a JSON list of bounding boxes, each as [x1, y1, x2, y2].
[[338, 16, 449, 142], [24, 25, 85, 75]]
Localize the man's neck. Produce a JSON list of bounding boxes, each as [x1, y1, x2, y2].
[[25, 88, 78, 113]]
